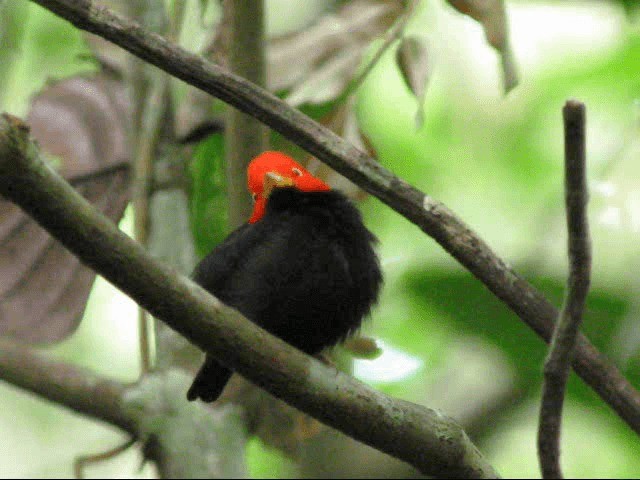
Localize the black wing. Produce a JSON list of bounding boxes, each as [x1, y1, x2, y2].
[[192, 223, 258, 295]]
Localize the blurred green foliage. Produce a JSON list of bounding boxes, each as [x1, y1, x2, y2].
[[189, 133, 229, 258], [0, 2, 96, 116]]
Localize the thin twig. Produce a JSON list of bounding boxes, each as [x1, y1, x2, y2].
[[66, 160, 130, 184], [74, 438, 136, 479], [133, 77, 169, 374], [537, 100, 592, 479], [24, 0, 640, 437]]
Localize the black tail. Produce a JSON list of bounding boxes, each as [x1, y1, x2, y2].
[[187, 355, 233, 402]]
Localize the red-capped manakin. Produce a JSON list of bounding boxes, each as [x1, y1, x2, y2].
[[187, 151, 382, 402]]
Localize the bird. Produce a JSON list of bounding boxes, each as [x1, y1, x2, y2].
[[186, 151, 382, 402]]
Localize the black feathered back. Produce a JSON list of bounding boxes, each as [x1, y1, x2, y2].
[[188, 188, 382, 402]]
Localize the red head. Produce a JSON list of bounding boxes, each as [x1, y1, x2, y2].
[[247, 151, 330, 223]]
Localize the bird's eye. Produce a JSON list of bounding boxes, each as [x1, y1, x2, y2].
[[251, 193, 258, 203], [292, 167, 303, 177]]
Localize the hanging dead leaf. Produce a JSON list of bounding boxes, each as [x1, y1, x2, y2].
[[0, 75, 131, 344], [446, 0, 505, 48], [445, 0, 518, 92], [395, 35, 430, 128], [177, 0, 406, 141]]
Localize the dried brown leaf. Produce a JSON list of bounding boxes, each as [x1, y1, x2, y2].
[[270, 0, 404, 106], [395, 35, 430, 128], [447, 0, 506, 49], [445, 0, 518, 91], [177, 0, 406, 141], [0, 75, 131, 343]]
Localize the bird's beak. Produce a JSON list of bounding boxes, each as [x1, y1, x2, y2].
[[263, 171, 295, 198]]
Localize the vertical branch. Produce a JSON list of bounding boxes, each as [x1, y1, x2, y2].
[[133, 77, 170, 373], [224, 0, 267, 228], [135, 1, 198, 373], [130, 0, 169, 374], [538, 100, 592, 479]]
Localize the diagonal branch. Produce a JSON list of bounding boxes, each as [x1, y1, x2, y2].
[[0, 113, 498, 479], [28, 0, 640, 437], [538, 100, 592, 479], [0, 333, 247, 478], [0, 337, 135, 434]]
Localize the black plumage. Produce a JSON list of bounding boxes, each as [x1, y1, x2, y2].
[[187, 186, 382, 402]]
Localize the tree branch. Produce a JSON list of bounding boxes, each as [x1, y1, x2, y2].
[[538, 100, 592, 479], [0, 337, 135, 434], [0, 330, 247, 478], [224, 0, 267, 229], [0, 113, 497, 478], [28, 0, 640, 437]]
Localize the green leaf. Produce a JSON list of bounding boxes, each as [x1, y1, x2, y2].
[[188, 134, 229, 258]]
